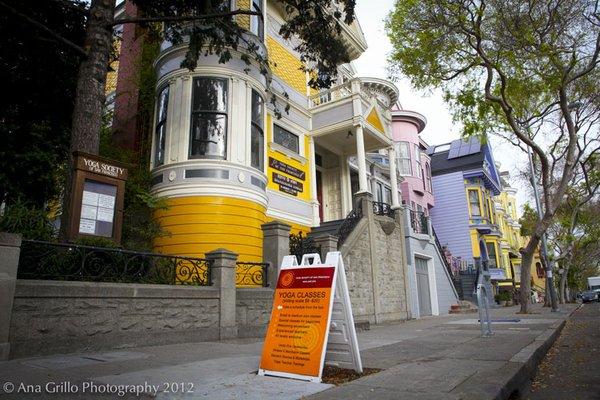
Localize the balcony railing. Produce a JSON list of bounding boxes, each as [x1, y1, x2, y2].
[[308, 77, 398, 110], [410, 211, 429, 235], [372, 201, 395, 218]]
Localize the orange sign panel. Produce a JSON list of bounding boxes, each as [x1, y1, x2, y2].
[[259, 266, 336, 381]]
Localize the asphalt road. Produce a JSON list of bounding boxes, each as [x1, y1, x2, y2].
[[521, 302, 600, 400]]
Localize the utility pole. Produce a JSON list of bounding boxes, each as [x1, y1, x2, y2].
[[527, 148, 559, 312]]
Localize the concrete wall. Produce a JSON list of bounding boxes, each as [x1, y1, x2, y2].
[[236, 288, 274, 338], [339, 195, 410, 324], [7, 281, 275, 359], [9, 280, 221, 358]]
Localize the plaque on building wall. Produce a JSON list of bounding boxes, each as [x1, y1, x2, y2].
[[66, 152, 128, 243], [273, 172, 304, 196], [269, 157, 306, 180]]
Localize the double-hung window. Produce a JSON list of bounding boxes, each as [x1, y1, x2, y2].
[[190, 77, 228, 159], [397, 142, 412, 175], [425, 163, 432, 192], [154, 86, 169, 167], [273, 125, 299, 154], [414, 143, 422, 178], [250, 0, 264, 41], [468, 189, 481, 217], [250, 90, 264, 170]]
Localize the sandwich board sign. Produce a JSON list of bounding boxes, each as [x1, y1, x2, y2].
[[258, 251, 362, 383]]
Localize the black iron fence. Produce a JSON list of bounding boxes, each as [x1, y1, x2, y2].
[[410, 210, 429, 235], [17, 240, 212, 286], [235, 261, 269, 287], [372, 201, 395, 218], [289, 232, 320, 261]]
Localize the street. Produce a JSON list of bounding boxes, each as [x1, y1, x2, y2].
[[521, 302, 600, 400]]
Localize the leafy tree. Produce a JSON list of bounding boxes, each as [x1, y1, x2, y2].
[[0, 0, 86, 208], [2, 0, 357, 239], [519, 203, 538, 238], [387, 0, 600, 312]]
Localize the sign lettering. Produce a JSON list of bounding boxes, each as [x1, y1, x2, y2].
[[273, 172, 304, 196], [269, 157, 306, 180]]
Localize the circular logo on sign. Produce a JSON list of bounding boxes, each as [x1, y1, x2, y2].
[[294, 323, 321, 352], [280, 271, 294, 287]]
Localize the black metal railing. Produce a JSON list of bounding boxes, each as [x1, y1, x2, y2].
[[410, 210, 429, 235], [337, 205, 363, 247], [17, 240, 212, 286], [289, 232, 320, 261], [432, 226, 456, 280], [372, 201, 395, 218], [235, 261, 269, 287]]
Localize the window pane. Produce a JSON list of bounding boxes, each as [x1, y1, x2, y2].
[[251, 125, 264, 170], [190, 113, 227, 158], [399, 159, 412, 175], [397, 142, 410, 158], [192, 77, 228, 112], [251, 0, 264, 40], [251, 90, 263, 126], [469, 190, 481, 216], [154, 86, 169, 167], [157, 86, 169, 122], [274, 125, 299, 153]]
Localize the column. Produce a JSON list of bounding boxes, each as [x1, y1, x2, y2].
[[0, 233, 22, 360], [388, 146, 401, 209], [312, 235, 339, 260], [355, 124, 369, 193], [308, 136, 320, 226], [205, 248, 238, 340], [261, 221, 291, 287]]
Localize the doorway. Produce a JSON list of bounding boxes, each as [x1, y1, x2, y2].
[[415, 256, 432, 316]]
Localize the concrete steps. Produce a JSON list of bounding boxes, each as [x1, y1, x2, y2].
[[449, 301, 478, 314]]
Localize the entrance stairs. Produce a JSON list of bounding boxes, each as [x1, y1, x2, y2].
[[308, 219, 345, 239], [449, 301, 478, 314]]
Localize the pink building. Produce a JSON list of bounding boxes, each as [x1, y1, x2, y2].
[[391, 104, 433, 214]]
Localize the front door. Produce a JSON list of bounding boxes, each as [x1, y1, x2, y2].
[[415, 257, 432, 316]]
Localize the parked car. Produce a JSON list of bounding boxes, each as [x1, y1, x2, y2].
[[580, 290, 599, 303]]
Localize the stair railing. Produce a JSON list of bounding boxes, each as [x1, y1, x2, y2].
[[336, 202, 363, 247]]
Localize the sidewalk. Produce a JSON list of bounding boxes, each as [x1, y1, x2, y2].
[[0, 303, 578, 400]]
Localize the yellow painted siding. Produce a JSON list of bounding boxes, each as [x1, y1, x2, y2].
[[105, 41, 121, 94], [366, 108, 385, 133], [236, 0, 251, 29], [470, 229, 480, 257], [266, 36, 307, 94], [154, 196, 267, 262], [265, 216, 311, 236], [266, 114, 312, 201]]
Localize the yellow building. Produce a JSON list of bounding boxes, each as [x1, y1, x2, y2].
[[143, 0, 400, 263]]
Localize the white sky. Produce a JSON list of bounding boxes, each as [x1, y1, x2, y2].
[[353, 0, 532, 214]]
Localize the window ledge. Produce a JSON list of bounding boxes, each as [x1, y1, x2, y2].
[[269, 142, 307, 165]]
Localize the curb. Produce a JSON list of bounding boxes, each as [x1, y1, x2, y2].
[[455, 306, 578, 400]]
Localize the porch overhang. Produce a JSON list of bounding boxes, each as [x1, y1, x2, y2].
[[311, 123, 392, 155]]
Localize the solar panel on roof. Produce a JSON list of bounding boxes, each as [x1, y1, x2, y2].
[[447, 140, 462, 159]]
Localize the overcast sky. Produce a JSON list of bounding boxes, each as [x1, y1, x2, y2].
[[353, 0, 532, 214]]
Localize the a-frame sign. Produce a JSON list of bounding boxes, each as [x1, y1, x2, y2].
[[258, 252, 362, 383]]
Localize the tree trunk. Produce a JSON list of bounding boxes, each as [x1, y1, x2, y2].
[[519, 234, 541, 313], [559, 263, 569, 304], [59, 0, 115, 240]]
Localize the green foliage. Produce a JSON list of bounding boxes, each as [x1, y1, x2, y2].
[[519, 203, 539, 237], [73, 236, 120, 249], [130, 0, 356, 105], [0, 199, 56, 241], [386, 0, 600, 139], [0, 0, 86, 207]]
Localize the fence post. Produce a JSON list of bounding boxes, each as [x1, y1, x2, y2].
[[0, 233, 21, 360], [261, 221, 291, 287], [205, 248, 238, 340], [312, 234, 338, 259]]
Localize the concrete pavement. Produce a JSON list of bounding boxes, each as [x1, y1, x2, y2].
[[0, 303, 577, 399]]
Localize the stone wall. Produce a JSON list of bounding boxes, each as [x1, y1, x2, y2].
[[9, 280, 222, 358], [339, 194, 410, 324], [236, 288, 274, 338]]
